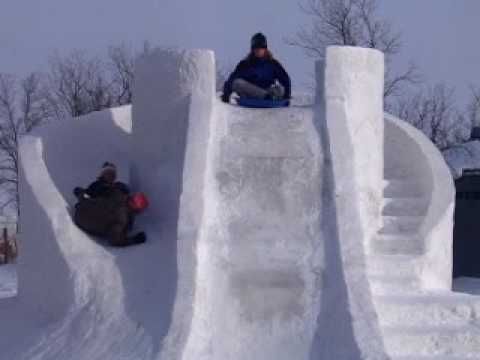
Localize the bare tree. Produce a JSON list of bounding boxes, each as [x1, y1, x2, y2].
[[21, 73, 50, 131], [0, 74, 18, 215], [288, 0, 420, 103], [109, 44, 135, 105], [468, 85, 480, 128], [0, 73, 48, 216], [45, 50, 114, 120], [393, 84, 469, 150]]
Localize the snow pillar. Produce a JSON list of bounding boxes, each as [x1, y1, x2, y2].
[[131, 49, 215, 225], [317, 46, 388, 359], [320, 46, 385, 242], [130, 50, 215, 356]]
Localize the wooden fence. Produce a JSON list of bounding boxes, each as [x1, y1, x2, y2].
[[0, 224, 18, 265]]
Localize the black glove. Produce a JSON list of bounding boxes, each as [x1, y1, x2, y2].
[[221, 93, 229, 103], [131, 231, 146, 245], [73, 187, 86, 200]]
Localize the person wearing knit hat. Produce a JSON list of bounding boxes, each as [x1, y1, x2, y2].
[[99, 161, 117, 181], [72, 162, 148, 247], [222, 32, 291, 105]]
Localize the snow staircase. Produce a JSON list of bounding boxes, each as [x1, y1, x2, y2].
[[368, 176, 480, 359]]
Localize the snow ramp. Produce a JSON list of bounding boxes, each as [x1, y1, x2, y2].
[[0, 47, 388, 359]]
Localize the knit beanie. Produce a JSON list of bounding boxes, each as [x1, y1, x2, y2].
[[100, 162, 117, 178], [251, 33, 268, 49]]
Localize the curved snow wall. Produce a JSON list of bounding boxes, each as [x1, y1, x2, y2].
[[0, 108, 137, 357], [384, 114, 455, 289]]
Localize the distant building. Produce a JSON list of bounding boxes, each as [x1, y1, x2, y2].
[[444, 128, 480, 278], [452, 170, 480, 277]]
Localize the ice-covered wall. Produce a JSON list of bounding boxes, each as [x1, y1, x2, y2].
[[318, 46, 388, 359], [131, 48, 216, 358], [385, 114, 455, 289]]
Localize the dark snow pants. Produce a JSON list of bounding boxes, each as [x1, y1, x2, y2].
[[232, 79, 285, 100]]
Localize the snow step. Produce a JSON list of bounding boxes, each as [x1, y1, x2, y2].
[[367, 254, 421, 278], [383, 179, 423, 198], [371, 234, 423, 255], [379, 215, 423, 234], [382, 326, 480, 357], [375, 293, 480, 327], [369, 275, 422, 296], [382, 198, 428, 217]]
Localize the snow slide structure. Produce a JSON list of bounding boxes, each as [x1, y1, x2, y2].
[[0, 46, 475, 359]]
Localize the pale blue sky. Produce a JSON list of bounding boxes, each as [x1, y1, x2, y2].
[[1, 1, 479, 103]]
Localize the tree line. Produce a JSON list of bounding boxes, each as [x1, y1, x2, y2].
[[2, 0, 480, 216], [0, 43, 141, 216]]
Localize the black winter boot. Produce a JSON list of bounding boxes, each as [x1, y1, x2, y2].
[[130, 231, 146, 245]]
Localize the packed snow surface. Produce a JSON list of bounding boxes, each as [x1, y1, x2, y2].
[[0, 265, 16, 298], [181, 104, 325, 360]]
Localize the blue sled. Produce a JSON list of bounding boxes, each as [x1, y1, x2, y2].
[[237, 97, 290, 109]]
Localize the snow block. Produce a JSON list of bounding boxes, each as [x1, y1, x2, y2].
[[322, 46, 385, 239], [131, 48, 216, 358], [131, 48, 215, 222], [319, 46, 389, 359]]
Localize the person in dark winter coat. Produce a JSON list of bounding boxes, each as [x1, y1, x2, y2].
[[73, 162, 147, 247], [222, 32, 291, 104]]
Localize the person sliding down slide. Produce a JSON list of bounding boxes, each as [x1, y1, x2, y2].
[[73, 162, 149, 247], [221, 32, 291, 107]]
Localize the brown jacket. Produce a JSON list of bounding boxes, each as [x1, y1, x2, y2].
[[74, 189, 132, 246]]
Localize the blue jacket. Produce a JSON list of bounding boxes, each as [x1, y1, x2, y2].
[[223, 56, 291, 100]]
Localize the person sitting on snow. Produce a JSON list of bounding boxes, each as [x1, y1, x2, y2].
[[73, 162, 148, 247], [221, 32, 291, 105]]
